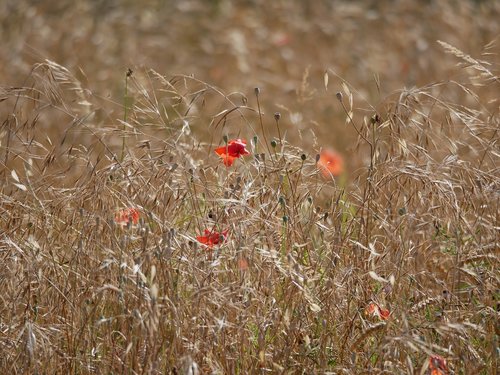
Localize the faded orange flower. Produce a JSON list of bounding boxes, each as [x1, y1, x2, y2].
[[317, 149, 344, 178], [428, 355, 448, 375], [115, 208, 140, 227], [215, 139, 250, 166], [365, 302, 390, 321], [238, 257, 249, 271]]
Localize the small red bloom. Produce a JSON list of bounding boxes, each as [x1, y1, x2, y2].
[[196, 228, 229, 248], [317, 149, 344, 178], [115, 208, 139, 226], [365, 302, 390, 321], [428, 355, 448, 375], [215, 139, 250, 166], [378, 306, 391, 320]]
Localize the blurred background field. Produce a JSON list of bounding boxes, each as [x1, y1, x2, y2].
[[1, 0, 498, 167]]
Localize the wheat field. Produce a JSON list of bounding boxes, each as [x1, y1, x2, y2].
[[0, 1, 499, 374]]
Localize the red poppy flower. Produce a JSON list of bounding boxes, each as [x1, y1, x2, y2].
[[428, 355, 448, 375], [378, 306, 390, 320], [196, 228, 229, 248], [365, 302, 390, 320], [115, 208, 139, 226], [317, 149, 344, 178], [215, 139, 250, 166]]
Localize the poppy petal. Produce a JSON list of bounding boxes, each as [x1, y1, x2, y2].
[[215, 145, 228, 156], [365, 302, 390, 321], [429, 355, 448, 374], [317, 149, 344, 178], [221, 154, 237, 166], [197, 228, 229, 248], [115, 208, 140, 226]]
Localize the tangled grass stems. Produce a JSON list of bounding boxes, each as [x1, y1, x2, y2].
[[0, 40, 499, 374]]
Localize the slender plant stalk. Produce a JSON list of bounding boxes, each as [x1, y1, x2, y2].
[[121, 68, 133, 162]]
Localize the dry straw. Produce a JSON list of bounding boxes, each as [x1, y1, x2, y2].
[[0, 8, 498, 373]]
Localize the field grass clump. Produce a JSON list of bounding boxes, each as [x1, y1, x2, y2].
[[1, 38, 498, 374]]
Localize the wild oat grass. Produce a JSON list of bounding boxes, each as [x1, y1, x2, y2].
[[1, 1, 499, 374], [1, 42, 498, 374]]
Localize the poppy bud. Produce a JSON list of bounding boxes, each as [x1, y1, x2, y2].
[[279, 196, 285, 206]]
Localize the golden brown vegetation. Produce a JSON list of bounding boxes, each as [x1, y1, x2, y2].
[[1, 1, 499, 374]]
